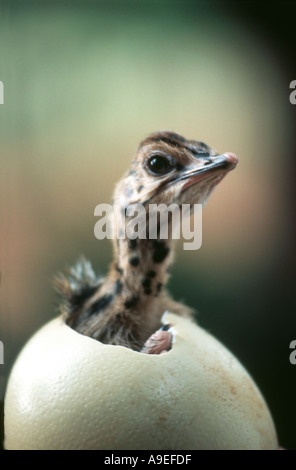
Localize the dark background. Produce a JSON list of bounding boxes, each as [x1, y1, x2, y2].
[[0, 0, 296, 450]]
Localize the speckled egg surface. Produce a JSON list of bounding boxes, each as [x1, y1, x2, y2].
[[4, 312, 278, 450]]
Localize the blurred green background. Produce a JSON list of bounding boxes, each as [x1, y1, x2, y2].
[[0, 0, 295, 450]]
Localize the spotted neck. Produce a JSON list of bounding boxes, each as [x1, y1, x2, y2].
[[65, 208, 189, 350]]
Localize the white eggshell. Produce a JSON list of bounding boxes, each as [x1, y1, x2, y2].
[[4, 313, 278, 450]]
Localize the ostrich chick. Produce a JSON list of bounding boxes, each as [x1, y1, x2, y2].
[[55, 131, 237, 353]]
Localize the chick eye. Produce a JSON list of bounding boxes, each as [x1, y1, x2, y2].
[[147, 155, 174, 176]]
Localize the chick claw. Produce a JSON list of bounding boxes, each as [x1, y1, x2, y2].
[[140, 324, 172, 355]]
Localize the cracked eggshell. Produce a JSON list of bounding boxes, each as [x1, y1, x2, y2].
[[4, 312, 278, 450]]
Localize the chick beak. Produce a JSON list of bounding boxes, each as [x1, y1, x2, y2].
[[179, 152, 238, 192]]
